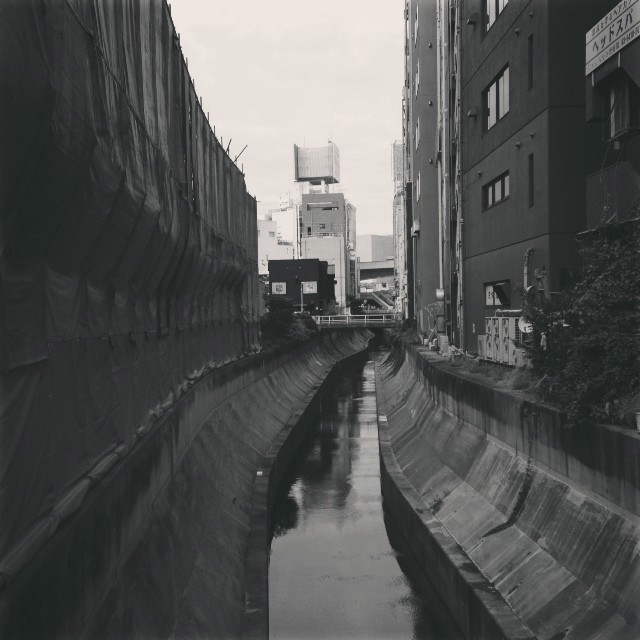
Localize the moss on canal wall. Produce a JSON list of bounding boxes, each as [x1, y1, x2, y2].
[[0, 331, 371, 640], [375, 344, 640, 640]]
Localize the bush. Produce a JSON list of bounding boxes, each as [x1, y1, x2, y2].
[[260, 295, 318, 348], [521, 222, 640, 426]]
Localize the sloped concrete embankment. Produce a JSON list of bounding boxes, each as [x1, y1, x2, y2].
[[375, 344, 640, 640], [0, 330, 372, 640]]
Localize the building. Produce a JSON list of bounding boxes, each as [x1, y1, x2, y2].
[[401, 0, 619, 351], [356, 235, 394, 262], [268, 258, 334, 313], [392, 140, 408, 317], [267, 196, 299, 257], [291, 141, 356, 312], [403, 0, 442, 339], [299, 192, 357, 310], [257, 216, 294, 275], [357, 233, 395, 296]]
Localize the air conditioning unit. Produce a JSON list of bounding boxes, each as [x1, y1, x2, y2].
[[500, 318, 511, 364], [495, 317, 523, 365], [491, 317, 500, 362], [485, 317, 494, 360]]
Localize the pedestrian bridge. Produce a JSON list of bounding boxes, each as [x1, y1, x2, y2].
[[312, 314, 400, 328]]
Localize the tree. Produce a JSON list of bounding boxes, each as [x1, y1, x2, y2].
[[521, 221, 640, 426]]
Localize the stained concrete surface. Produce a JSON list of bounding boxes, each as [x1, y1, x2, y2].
[[375, 345, 640, 640], [0, 331, 371, 640]]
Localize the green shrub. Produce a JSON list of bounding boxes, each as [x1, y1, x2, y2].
[[260, 295, 318, 348], [521, 222, 640, 426]]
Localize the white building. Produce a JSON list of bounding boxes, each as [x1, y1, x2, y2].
[[257, 217, 294, 276]]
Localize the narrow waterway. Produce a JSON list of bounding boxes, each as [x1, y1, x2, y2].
[[269, 356, 463, 640]]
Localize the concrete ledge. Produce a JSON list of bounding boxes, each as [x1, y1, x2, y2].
[[375, 344, 640, 640], [241, 342, 372, 639], [406, 346, 640, 518], [0, 331, 372, 640], [375, 362, 535, 640]]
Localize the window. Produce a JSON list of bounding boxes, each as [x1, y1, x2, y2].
[[482, 171, 509, 209], [485, 0, 508, 32], [485, 281, 510, 307], [608, 76, 640, 138], [416, 118, 420, 149], [484, 66, 509, 130], [414, 3, 419, 43], [528, 35, 533, 90], [415, 60, 420, 98], [528, 154, 534, 207], [416, 171, 421, 201]]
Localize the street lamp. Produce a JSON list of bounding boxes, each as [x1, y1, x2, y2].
[[295, 276, 303, 312]]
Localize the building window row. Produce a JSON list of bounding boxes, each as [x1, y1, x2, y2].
[[482, 171, 509, 210], [484, 65, 509, 130], [485, 0, 508, 32]]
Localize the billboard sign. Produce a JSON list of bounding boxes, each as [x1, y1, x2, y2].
[[294, 142, 340, 184], [586, 0, 640, 74], [271, 282, 286, 295], [302, 281, 317, 294]]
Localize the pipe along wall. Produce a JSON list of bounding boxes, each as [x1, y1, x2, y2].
[[375, 344, 640, 640], [0, 330, 372, 639]]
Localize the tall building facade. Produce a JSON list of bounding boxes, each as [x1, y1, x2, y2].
[[401, 0, 620, 350], [392, 140, 408, 317], [404, 0, 442, 337], [293, 142, 357, 311], [299, 192, 357, 309]]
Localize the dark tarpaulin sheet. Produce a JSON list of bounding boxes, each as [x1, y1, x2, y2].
[[0, 0, 260, 583]]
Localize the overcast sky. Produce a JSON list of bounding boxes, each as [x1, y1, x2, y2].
[[170, 1, 404, 236]]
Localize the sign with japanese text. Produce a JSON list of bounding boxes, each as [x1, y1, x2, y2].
[[586, 0, 640, 74], [302, 281, 317, 294], [272, 282, 286, 294]]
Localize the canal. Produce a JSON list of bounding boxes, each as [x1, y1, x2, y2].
[[269, 355, 463, 639]]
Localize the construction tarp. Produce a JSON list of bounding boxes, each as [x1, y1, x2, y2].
[[0, 0, 260, 585]]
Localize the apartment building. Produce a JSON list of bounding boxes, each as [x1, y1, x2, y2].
[[402, 0, 616, 350]]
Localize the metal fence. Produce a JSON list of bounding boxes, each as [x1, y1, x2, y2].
[[312, 314, 399, 327]]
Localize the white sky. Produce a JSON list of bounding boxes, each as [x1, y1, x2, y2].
[[170, 0, 404, 235]]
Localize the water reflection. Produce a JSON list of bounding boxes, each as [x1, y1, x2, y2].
[[269, 358, 463, 639]]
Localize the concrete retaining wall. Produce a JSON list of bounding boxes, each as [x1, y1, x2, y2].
[[375, 344, 640, 640], [242, 343, 373, 639], [0, 331, 371, 640]]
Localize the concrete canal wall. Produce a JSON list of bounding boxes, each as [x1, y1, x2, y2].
[[0, 330, 371, 640], [375, 344, 640, 640]]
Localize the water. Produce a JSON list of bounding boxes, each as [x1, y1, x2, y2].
[[269, 357, 463, 640]]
